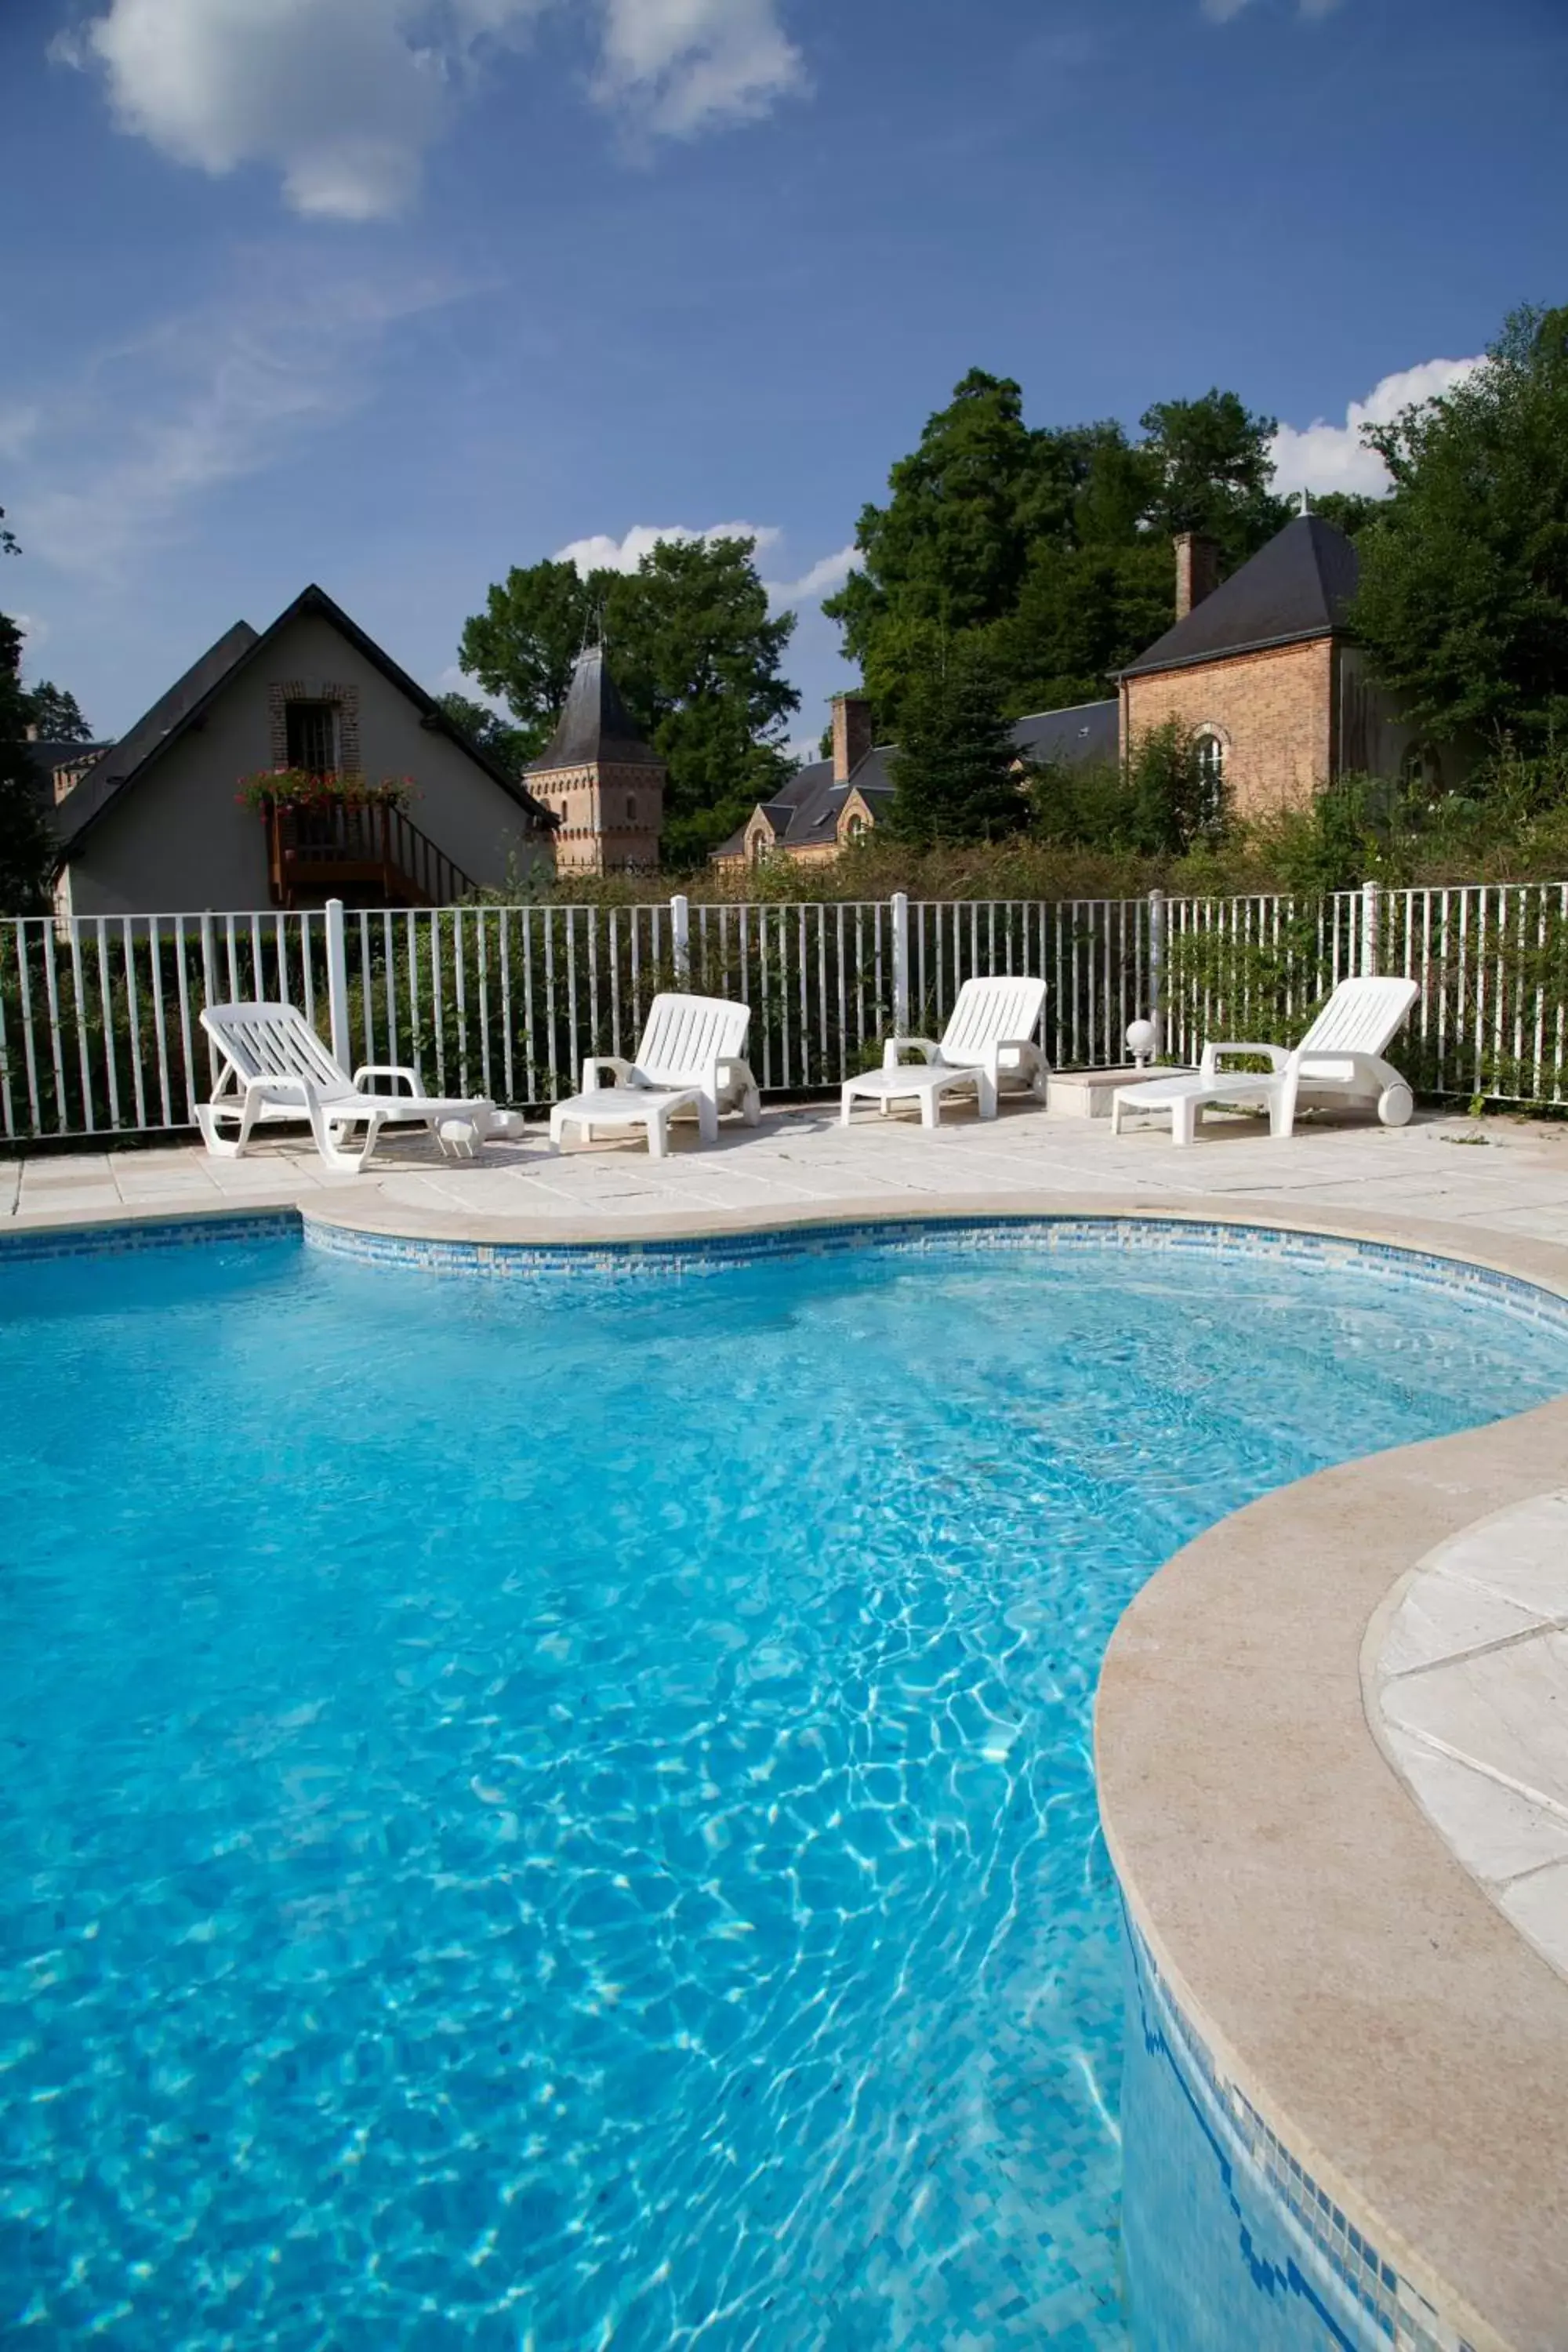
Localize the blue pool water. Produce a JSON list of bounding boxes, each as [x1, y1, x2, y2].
[[2, 1224, 1567, 2351]]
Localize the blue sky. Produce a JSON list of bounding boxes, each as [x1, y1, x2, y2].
[[3, 0, 1565, 753]]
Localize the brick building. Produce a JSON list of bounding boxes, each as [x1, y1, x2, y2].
[[525, 642, 666, 876], [713, 689, 1119, 871], [711, 513, 1448, 871], [1119, 516, 1438, 819]]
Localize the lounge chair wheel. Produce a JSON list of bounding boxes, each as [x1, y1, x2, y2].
[[1378, 1080, 1414, 1128]]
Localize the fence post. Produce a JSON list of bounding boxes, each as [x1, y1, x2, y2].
[[325, 896, 351, 1068], [891, 891, 910, 1035], [198, 913, 222, 1089], [1147, 889, 1166, 1062], [1361, 880, 1381, 978], [670, 892, 691, 985]]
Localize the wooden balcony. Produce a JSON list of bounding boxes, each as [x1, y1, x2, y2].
[[263, 799, 479, 910]]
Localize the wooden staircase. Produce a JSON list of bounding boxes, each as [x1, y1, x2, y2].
[[265, 800, 480, 909]]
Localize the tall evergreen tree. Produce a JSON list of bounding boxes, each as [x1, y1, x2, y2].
[[886, 638, 1022, 844]]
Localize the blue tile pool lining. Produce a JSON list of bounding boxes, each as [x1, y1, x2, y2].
[[1126, 1920, 1476, 2352], [5, 1204, 1567, 1347], [295, 1211, 1568, 1341], [0, 1209, 298, 1265]]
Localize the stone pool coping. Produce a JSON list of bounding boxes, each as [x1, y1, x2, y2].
[[9, 1180, 1568, 2348], [1098, 1388, 1568, 2343]]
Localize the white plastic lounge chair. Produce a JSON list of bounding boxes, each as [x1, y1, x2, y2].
[[1110, 975, 1420, 1146], [840, 975, 1047, 1129], [550, 993, 758, 1158], [196, 1002, 504, 1174]]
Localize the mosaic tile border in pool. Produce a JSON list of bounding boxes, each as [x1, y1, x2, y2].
[[298, 1211, 1568, 1336], [0, 1208, 299, 1265], [1126, 1915, 1476, 2352]]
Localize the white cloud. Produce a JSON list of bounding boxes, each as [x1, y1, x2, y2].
[[60, 0, 803, 220], [764, 543, 857, 608], [9, 265, 465, 578], [554, 520, 782, 573], [1202, 0, 1345, 19], [1269, 354, 1485, 499], [593, 0, 804, 136]]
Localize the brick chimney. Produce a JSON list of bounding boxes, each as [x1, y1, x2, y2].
[[831, 691, 873, 784], [1174, 532, 1221, 622]]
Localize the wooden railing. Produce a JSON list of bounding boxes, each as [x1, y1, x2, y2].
[[264, 799, 478, 909]]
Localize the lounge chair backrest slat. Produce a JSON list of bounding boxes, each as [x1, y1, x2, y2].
[[1298, 976, 1419, 1058], [201, 1002, 349, 1094], [938, 976, 1047, 1065], [633, 993, 751, 1086]]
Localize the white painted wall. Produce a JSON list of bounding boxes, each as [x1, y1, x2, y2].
[[60, 608, 552, 916]]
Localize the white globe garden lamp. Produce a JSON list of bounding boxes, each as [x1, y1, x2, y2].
[[1126, 1018, 1156, 1071]]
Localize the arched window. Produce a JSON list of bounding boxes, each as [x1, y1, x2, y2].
[[845, 813, 866, 840], [626, 794, 637, 822], [1194, 729, 1227, 829], [1400, 741, 1444, 807]]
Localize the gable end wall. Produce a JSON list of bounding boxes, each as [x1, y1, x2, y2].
[[1122, 639, 1335, 819], [63, 608, 551, 916]]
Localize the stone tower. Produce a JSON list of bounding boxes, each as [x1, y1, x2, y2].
[[526, 644, 665, 875]]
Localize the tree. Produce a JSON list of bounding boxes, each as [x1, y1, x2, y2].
[[20, 681, 93, 742], [436, 691, 534, 779], [457, 535, 800, 863], [0, 615, 56, 914], [457, 559, 594, 758], [1136, 390, 1294, 567], [1302, 491, 1382, 539], [1352, 304, 1568, 749], [887, 637, 1022, 844], [1124, 717, 1226, 855], [826, 372, 1294, 736]]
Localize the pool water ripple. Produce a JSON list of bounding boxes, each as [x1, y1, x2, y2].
[[2, 1232, 1566, 2349]]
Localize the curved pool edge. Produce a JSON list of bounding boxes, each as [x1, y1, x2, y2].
[[1096, 1390, 1568, 2352], [9, 1186, 1568, 2349]]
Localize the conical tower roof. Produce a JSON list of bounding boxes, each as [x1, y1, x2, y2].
[[527, 643, 664, 774]]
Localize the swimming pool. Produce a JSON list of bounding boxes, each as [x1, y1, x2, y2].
[[3, 1219, 1566, 2350]]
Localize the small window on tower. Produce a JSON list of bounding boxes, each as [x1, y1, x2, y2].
[[626, 794, 637, 821], [284, 699, 339, 775]]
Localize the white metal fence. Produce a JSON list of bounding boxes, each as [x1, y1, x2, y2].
[[2, 882, 1566, 1144]]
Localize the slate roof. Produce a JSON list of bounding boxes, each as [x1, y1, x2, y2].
[[713, 746, 897, 858], [1011, 699, 1119, 767], [54, 624, 260, 848], [715, 699, 1120, 858], [526, 644, 663, 775], [1120, 515, 1359, 678], [54, 586, 554, 857]]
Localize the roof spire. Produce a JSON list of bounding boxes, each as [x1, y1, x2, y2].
[[526, 636, 662, 776]]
